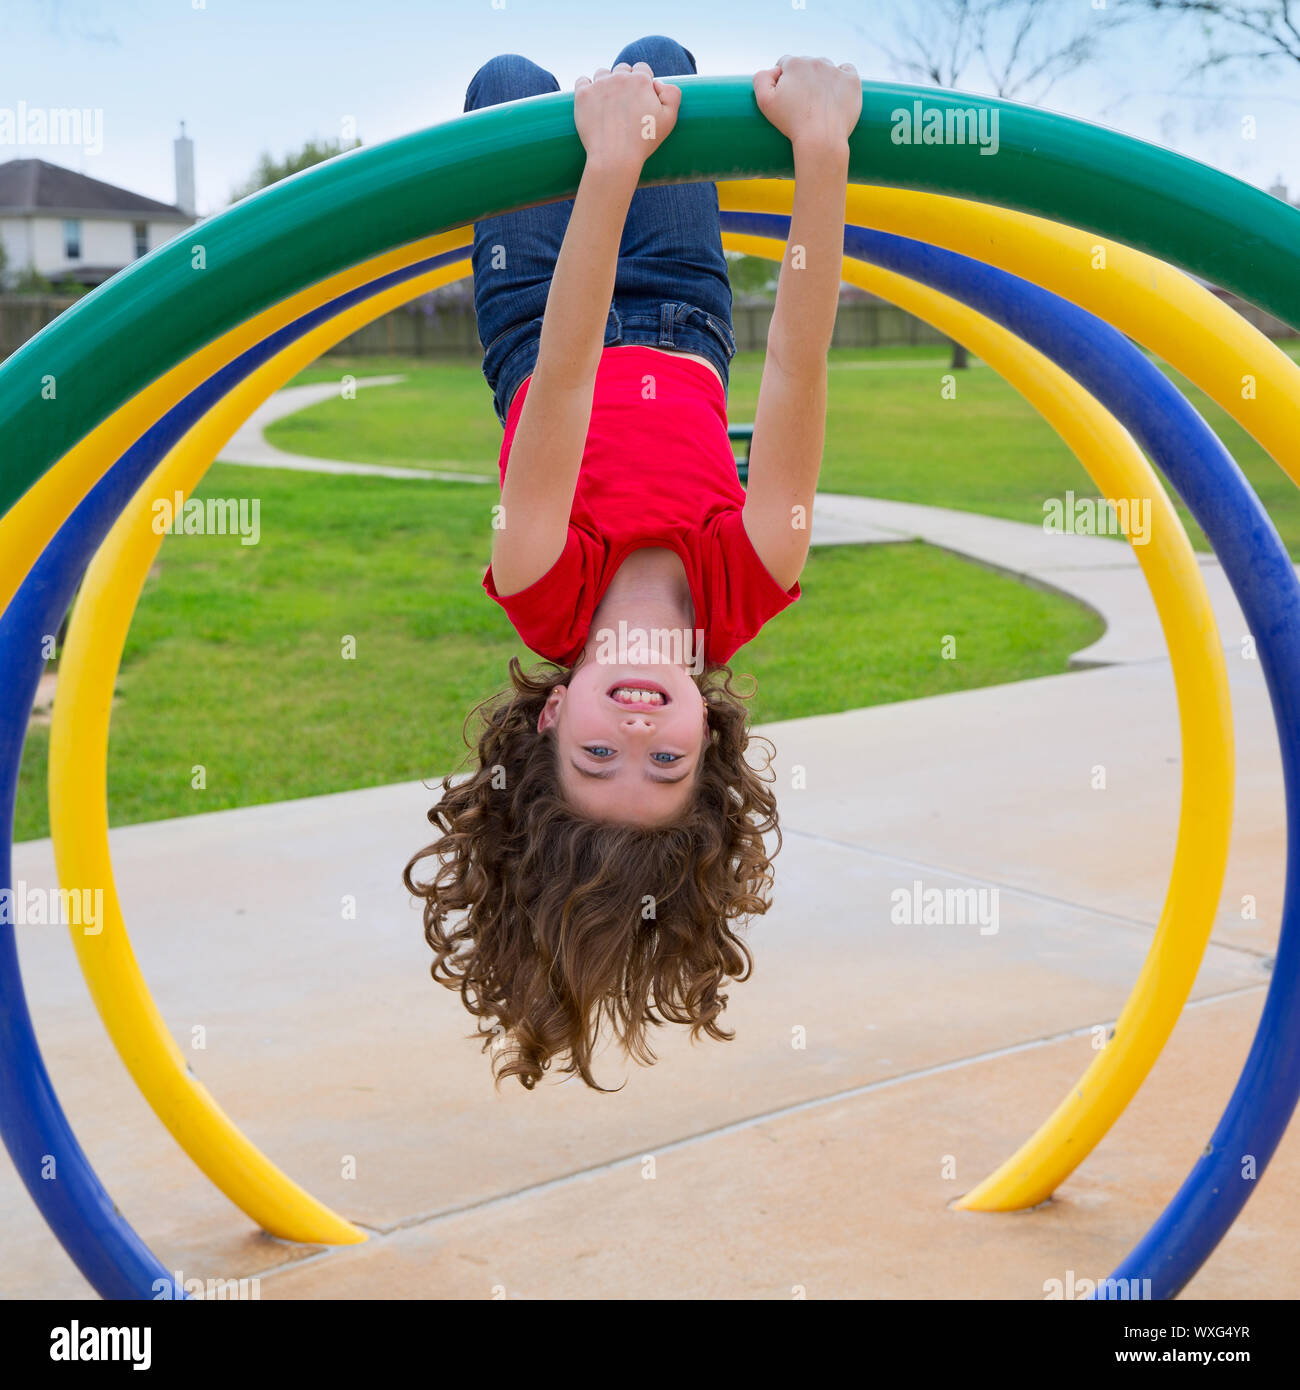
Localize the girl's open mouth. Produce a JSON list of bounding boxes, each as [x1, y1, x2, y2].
[[607, 680, 670, 708]]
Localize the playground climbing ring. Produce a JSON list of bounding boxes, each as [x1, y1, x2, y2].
[[2, 79, 1300, 1300]]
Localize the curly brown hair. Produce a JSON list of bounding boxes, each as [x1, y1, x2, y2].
[[403, 657, 780, 1091]]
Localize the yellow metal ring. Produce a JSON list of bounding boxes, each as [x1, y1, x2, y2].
[[726, 181, 1300, 480], [42, 193, 1244, 1233], [48, 259, 469, 1244], [729, 229, 1233, 1211]]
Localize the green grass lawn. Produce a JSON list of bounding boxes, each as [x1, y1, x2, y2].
[[24, 332, 1297, 841], [12, 457, 1102, 841], [270, 340, 1300, 555], [266, 358, 499, 476]]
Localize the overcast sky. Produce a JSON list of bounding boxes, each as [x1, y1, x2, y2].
[[3, 0, 1297, 213]]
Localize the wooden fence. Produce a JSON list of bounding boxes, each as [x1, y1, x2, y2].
[[4, 289, 1295, 363], [321, 297, 957, 356]]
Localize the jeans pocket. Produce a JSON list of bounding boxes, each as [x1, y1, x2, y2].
[[691, 307, 737, 360], [490, 307, 619, 357], [483, 316, 539, 358]]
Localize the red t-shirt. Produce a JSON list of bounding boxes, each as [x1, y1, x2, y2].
[[483, 345, 800, 666]]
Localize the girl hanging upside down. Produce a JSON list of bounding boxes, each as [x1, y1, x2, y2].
[[405, 37, 861, 1090]]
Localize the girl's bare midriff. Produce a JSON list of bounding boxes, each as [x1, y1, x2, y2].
[[614, 342, 723, 385], [511, 344, 723, 415]]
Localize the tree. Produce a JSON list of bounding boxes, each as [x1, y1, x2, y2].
[[883, 0, 1111, 103], [876, 0, 1120, 366], [12, 267, 54, 295], [726, 251, 778, 299], [229, 136, 362, 204], [1127, 0, 1300, 73]]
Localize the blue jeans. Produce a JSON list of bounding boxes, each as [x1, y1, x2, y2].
[[464, 35, 737, 426]]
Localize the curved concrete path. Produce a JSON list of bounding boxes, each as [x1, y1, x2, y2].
[[220, 376, 494, 484], [810, 492, 1253, 669], [221, 375, 1258, 670]]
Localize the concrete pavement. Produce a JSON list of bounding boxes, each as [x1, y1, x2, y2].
[[3, 656, 1291, 1299]]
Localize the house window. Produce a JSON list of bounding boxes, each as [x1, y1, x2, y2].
[[133, 222, 148, 258], [63, 218, 82, 260]]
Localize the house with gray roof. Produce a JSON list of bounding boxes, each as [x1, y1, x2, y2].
[[0, 130, 196, 288]]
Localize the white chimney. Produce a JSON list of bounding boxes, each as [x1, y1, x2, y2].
[[174, 121, 196, 217]]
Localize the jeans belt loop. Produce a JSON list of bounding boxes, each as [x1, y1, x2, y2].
[[660, 302, 675, 346]]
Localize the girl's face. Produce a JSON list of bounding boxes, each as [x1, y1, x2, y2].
[[538, 660, 709, 825]]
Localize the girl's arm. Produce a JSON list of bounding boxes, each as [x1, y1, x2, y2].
[[743, 57, 861, 592], [490, 62, 681, 597]]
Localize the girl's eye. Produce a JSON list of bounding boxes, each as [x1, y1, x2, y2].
[[584, 746, 615, 758], [651, 752, 682, 764]]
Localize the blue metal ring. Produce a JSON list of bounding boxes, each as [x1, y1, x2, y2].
[[6, 213, 1293, 1300], [0, 247, 468, 1298], [726, 210, 1300, 1300]]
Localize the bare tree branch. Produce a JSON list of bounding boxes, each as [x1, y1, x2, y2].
[[881, 0, 1122, 104], [875, 0, 1124, 365], [880, 0, 986, 88], [1134, 0, 1300, 68]]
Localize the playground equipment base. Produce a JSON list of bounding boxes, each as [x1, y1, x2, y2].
[[3, 658, 1295, 1300]]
